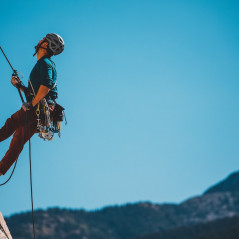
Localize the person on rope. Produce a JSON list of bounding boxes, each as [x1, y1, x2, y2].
[[0, 33, 64, 176]]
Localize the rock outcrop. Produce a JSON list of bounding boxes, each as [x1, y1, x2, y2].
[[0, 212, 12, 239]]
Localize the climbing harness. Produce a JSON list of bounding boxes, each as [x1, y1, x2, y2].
[[28, 77, 66, 141]]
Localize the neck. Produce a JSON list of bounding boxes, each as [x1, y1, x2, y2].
[[37, 51, 49, 60]]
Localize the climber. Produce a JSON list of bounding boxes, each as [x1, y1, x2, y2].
[[0, 33, 65, 176]]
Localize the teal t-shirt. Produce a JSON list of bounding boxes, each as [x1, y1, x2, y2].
[[29, 56, 58, 104]]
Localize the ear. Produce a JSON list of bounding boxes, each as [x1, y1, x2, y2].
[[42, 41, 48, 48]]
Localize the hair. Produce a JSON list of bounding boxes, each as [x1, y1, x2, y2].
[[47, 49, 54, 57]]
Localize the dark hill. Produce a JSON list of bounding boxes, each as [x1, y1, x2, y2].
[[133, 216, 239, 239], [6, 191, 239, 239], [204, 171, 239, 194], [5, 171, 239, 239]]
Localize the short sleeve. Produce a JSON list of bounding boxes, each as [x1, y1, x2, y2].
[[39, 59, 56, 89]]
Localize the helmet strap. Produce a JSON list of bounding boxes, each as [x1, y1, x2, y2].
[[33, 40, 48, 57]]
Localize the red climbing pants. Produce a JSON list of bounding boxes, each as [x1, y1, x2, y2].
[[0, 108, 37, 175]]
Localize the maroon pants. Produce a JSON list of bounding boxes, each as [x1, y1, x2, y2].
[[0, 108, 37, 175]]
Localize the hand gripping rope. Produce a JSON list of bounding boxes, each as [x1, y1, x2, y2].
[[0, 47, 25, 103], [0, 46, 36, 239]]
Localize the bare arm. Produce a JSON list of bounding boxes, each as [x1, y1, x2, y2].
[[32, 85, 50, 107]]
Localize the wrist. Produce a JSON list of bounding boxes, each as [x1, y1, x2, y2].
[[22, 102, 34, 111]]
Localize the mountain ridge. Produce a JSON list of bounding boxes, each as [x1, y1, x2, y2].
[[5, 170, 239, 239], [204, 171, 239, 195]]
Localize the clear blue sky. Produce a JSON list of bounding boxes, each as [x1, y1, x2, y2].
[[1, 0, 239, 217]]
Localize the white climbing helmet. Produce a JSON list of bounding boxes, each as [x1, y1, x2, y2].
[[46, 33, 65, 55]]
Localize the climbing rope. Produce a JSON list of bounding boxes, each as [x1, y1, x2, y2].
[[0, 110, 28, 186], [0, 162, 18, 187], [0, 110, 36, 239], [26, 112, 36, 239], [0, 46, 36, 238]]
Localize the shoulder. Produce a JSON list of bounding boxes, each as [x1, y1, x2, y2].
[[39, 57, 55, 68]]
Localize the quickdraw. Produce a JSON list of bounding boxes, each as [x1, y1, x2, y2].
[[29, 79, 66, 141]]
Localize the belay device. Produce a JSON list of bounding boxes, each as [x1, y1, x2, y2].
[[0, 46, 66, 141]]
